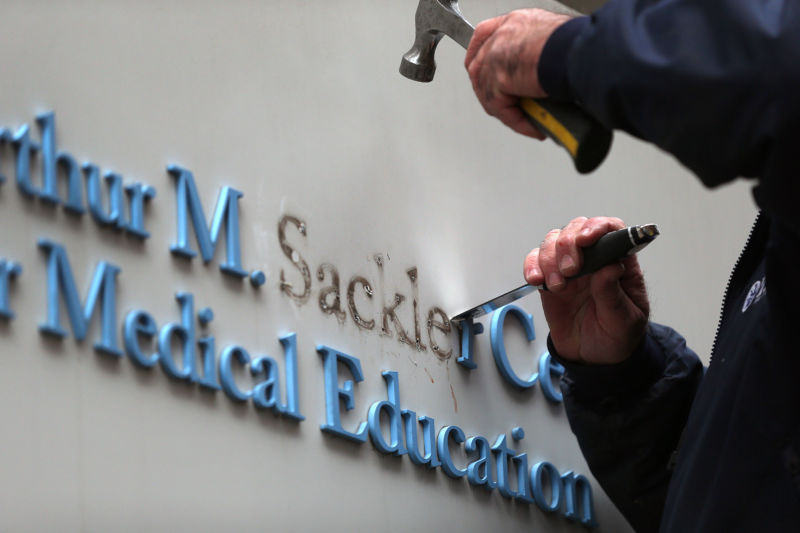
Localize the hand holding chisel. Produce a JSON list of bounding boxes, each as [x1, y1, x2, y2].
[[451, 222, 658, 323]]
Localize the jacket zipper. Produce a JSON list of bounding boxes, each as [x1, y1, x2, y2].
[[708, 211, 765, 365]]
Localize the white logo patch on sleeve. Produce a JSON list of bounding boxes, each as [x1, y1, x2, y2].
[[742, 277, 767, 313]]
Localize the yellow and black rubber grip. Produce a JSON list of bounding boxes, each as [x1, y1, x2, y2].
[[519, 97, 612, 174]]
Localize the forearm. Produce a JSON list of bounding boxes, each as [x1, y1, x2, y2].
[[552, 323, 704, 531], [539, 0, 800, 189]]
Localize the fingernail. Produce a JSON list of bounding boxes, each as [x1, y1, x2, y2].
[[581, 228, 592, 236], [560, 255, 575, 273], [547, 272, 564, 289], [526, 265, 541, 280]]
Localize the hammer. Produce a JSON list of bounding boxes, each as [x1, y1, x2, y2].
[[400, 0, 612, 174]]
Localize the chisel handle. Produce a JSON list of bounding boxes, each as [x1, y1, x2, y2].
[[520, 97, 612, 174], [572, 225, 652, 280]]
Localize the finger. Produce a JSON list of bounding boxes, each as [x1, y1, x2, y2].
[[539, 228, 565, 291], [493, 102, 546, 139], [555, 216, 589, 277], [575, 216, 626, 247], [469, 32, 504, 110], [589, 262, 627, 313], [523, 247, 544, 286], [465, 16, 506, 72], [619, 254, 651, 316]]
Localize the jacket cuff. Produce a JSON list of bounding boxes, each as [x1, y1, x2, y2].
[[547, 323, 668, 400], [538, 16, 591, 101]]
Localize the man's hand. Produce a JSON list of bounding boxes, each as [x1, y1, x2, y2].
[[524, 217, 650, 365], [465, 9, 571, 139]]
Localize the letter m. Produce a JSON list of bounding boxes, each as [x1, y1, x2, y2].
[[167, 165, 246, 277], [38, 239, 122, 357]]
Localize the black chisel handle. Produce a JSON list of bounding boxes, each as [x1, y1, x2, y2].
[[520, 97, 612, 174], [572, 226, 646, 279]]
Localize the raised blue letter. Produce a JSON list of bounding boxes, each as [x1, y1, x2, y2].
[[367, 371, 407, 455], [219, 345, 252, 402], [456, 318, 483, 370], [466, 435, 494, 488], [168, 165, 246, 278], [157, 292, 197, 381], [317, 345, 367, 442], [437, 425, 467, 478], [539, 351, 565, 403], [0, 259, 22, 319], [83, 164, 124, 227], [531, 461, 562, 513], [489, 305, 538, 389], [123, 309, 158, 367], [402, 412, 440, 468], [37, 112, 84, 212], [251, 334, 305, 420], [38, 239, 121, 356]]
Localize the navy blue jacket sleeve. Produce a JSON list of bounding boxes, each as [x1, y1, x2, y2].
[[551, 323, 704, 532], [538, 0, 800, 234]]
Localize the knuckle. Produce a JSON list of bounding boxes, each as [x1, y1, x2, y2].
[[556, 231, 575, 251]]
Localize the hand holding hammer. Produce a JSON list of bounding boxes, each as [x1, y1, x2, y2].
[[400, 1, 612, 174]]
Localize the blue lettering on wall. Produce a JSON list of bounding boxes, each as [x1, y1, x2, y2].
[[367, 370, 407, 456], [455, 317, 483, 370], [561, 471, 599, 527], [437, 425, 467, 478], [0, 259, 22, 319], [456, 305, 565, 403], [465, 435, 494, 488], [0, 108, 595, 525], [532, 461, 562, 513], [116, 290, 304, 420], [121, 182, 157, 238], [250, 352, 280, 409], [167, 164, 247, 278], [491, 432, 518, 498], [489, 305, 538, 389], [38, 239, 122, 357], [12, 121, 43, 199], [315, 361, 596, 525], [249, 333, 304, 420], [123, 309, 159, 368], [220, 345, 254, 401], [158, 291, 198, 380], [316, 344, 368, 443], [83, 164, 124, 226], [0, 127, 9, 183], [402, 411, 441, 468], [539, 351, 566, 403], [4, 113, 154, 237], [512, 452, 535, 503]]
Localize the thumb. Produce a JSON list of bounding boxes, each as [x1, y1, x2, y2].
[[589, 262, 627, 314]]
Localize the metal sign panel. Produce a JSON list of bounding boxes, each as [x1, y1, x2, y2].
[[0, 1, 756, 531]]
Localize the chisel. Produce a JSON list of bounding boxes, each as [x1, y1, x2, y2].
[[450, 224, 659, 324]]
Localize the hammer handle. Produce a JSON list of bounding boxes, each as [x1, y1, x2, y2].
[[520, 97, 612, 174]]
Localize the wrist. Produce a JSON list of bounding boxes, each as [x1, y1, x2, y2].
[[548, 324, 667, 400], [538, 16, 591, 100]]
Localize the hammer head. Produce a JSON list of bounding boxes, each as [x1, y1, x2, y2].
[[399, 0, 474, 82]]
